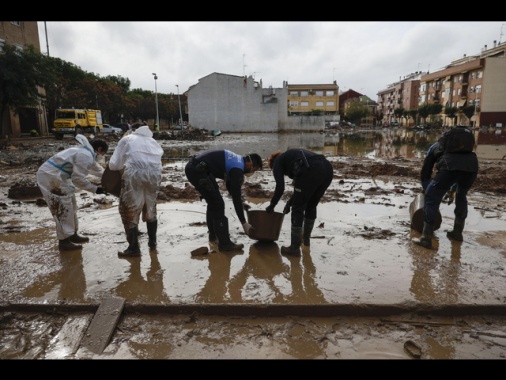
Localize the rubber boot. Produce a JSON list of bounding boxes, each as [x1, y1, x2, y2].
[[70, 232, 89, 244], [412, 222, 434, 249], [446, 218, 465, 242], [118, 226, 141, 257], [214, 217, 244, 252], [207, 214, 217, 243], [302, 218, 315, 247], [59, 237, 82, 251], [281, 227, 303, 256], [147, 220, 158, 249]]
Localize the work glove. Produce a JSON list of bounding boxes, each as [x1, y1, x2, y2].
[[242, 222, 254, 236], [242, 202, 251, 211], [265, 204, 275, 213], [96, 186, 107, 195], [283, 203, 291, 215]]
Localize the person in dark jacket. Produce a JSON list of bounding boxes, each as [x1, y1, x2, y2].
[[413, 126, 479, 249], [266, 149, 333, 256], [185, 150, 263, 252]]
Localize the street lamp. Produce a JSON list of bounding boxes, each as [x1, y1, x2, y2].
[[176, 84, 183, 127], [152, 73, 159, 128]]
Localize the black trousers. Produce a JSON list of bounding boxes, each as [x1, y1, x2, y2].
[[290, 158, 333, 227]]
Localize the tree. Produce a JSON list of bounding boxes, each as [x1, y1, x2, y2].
[[461, 105, 476, 126], [344, 99, 369, 125], [404, 109, 418, 126], [0, 45, 52, 135], [417, 105, 430, 125], [444, 106, 458, 126]]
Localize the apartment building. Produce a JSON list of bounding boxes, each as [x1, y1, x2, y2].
[[287, 82, 339, 116], [420, 40, 506, 127], [377, 40, 506, 128], [0, 21, 48, 138], [377, 72, 425, 126]]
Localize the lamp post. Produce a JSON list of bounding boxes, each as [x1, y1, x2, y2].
[[152, 73, 159, 128], [176, 84, 183, 127]]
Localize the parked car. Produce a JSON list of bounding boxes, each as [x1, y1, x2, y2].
[[114, 122, 131, 132], [101, 124, 123, 134]]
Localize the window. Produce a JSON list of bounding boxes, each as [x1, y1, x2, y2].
[[421, 84, 427, 92], [289, 91, 298, 96], [315, 101, 324, 107], [457, 88, 461, 95], [11, 21, 21, 26], [476, 85, 482, 93], [14, 44, 23, 53], [477, 71, 483, 78], [301, 101, 309, 107], [290, 101, 298, 107], [300, 91, 309, 97], [315, 90, 324, 96], [326, 101, 335, 106], [326, 91, 334, 96]]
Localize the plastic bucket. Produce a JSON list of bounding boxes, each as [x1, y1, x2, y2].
[[409, 192, 442, 233], [247, 210, 284, 242]]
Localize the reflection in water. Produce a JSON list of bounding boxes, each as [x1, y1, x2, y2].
[[193, 247, 243, 303], [115, 250, 170, 304], [159, 128, 504, 161], [285, 247, 327, 304], [21, 250, 87, 302], [408, 236, 464, 359], [203, 241, 328, 304], [228, 242, 289, 303]]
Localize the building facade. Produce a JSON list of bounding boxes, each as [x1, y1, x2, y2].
[[188, 73, 336, 133], [0, 21, 49, 138], [287, 82, 339, 116], [376, 72, 426, 126]]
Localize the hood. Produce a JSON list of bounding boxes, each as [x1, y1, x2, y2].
[[133, 125, 153, 138], [75, 134, 96, 158]]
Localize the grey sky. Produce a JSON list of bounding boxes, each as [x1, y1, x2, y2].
[[38, 21, 506, 99]]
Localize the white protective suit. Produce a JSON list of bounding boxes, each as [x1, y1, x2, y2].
[[108, 125, 163, 228], [36, 135, 104, 240]]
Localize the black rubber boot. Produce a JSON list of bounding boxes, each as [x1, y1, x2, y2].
[[207, 214, 217, 243], [447, 218, 465, 242], [281, 227, 303, 256], [147, 220, 158, 249], [412, 222, 434, 249], [302, 218, 315, 247], [59, 237, 83, 251], [119, 226, 141, 257], [214, 217, 244, 252], [70, 232, 89, 244]]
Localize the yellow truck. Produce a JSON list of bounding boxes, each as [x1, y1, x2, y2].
[[53, 108, 103, 139]]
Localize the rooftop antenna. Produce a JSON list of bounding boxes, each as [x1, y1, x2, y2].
[[243, 54, 247, 76], [499, 23, 505, 44]]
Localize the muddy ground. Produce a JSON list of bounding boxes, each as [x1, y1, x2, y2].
[[1, 133, 506, 360]]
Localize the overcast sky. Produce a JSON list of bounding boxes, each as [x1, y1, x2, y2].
[[38, 21, 506, 99]]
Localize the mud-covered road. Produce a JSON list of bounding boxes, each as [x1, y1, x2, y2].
[[1, 132, 506, 360]]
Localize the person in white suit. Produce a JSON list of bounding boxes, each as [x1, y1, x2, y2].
[[108, 124, 164, 257], [37, 135, 108, 251]]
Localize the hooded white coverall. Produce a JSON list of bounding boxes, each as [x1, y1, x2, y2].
[[108, 125, 163, 229], [36, 137, 104, 240]]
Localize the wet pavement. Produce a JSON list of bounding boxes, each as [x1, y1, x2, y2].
[[1, 132, 506, 359]]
